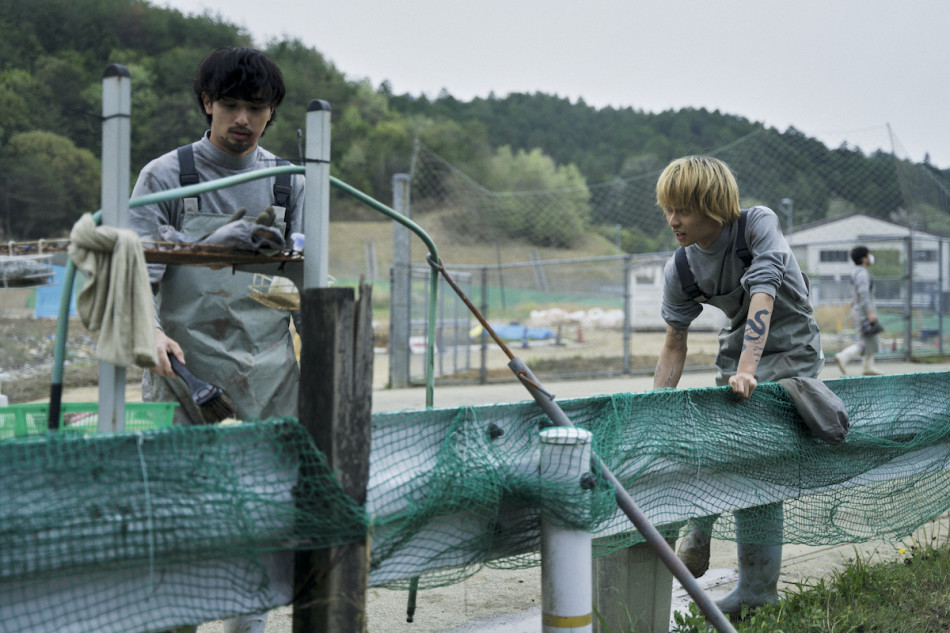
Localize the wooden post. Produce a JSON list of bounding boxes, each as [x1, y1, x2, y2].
[[592, 538, 676, 633], [294, 283, 373, 633]]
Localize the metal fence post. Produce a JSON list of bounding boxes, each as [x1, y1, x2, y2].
[[97, 63, 131, 434], [905, 233, 914, 360], [940, 238, 945, 355], [480, 266, 489, 384], [622, 255, 632, 375], [304, 100, 331, 289], [390, 173, 411, 388], [540, 427, 593, 633]]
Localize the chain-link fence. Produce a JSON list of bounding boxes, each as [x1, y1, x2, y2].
[[391, 128, 950, 385]]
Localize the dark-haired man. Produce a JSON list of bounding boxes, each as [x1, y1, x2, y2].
[[835, 245, 884, 375], [129, 47, 304, 633]]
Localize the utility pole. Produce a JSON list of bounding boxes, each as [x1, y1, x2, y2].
[[779, 198, 794, 233]]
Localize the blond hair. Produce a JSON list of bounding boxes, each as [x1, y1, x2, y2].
[[656, 156, 741, 226]]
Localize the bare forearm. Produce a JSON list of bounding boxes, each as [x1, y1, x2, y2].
[[654, 326, 688, 389], [737, 293, 773, 375]]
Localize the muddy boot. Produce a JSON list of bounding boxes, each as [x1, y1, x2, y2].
[[676, 517, 715, 578], [716, 504, 783, 615], [223, 612, 267, 633], [715, 541, 782, 615]]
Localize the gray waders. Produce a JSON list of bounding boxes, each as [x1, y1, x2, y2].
[[143, 211, 299, 426], [146, 212, 298, 633], [676, 503, 783, 615]]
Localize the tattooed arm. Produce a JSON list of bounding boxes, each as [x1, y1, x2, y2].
[[654, 325, 689, 389], [729, 292, 775, 401]]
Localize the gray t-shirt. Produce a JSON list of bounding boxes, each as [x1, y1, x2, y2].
[[661, 206, 823, 382]]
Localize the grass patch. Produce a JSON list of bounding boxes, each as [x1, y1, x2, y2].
[[669, 516, 950, 633]]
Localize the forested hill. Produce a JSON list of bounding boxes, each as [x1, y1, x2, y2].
[[0, 0, 946, 242], [389, 91, 764, 185]]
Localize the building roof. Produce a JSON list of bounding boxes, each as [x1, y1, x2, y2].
[[786, 212, 943, 244]]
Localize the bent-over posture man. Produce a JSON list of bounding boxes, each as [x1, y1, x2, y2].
[[652, 155, 823, 615]]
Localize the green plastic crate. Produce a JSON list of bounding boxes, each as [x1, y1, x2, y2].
[[0, 402, 178, 440]]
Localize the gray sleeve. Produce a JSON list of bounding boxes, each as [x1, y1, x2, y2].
[[660, 256, 703, 329], [741, 206, 794, 298], [129, 152, 185, 273], [129, 152, 183, 329], [853, 267, 872, 313]]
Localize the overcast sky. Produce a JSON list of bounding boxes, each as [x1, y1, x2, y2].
[[160, 0, 950, 169]]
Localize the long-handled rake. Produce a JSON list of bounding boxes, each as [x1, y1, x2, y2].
[[420, 253, 737, 633]]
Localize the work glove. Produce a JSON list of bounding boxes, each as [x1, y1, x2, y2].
[[159, 207, 285, 253]]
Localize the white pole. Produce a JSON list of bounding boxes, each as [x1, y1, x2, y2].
[[540, 427, 593, 633], [97, 63, 131, 433], [390, 173, 411, 388], [304, 99, 331, 290]]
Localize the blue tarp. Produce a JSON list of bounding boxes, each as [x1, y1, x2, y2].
[[34, 266, 77, 319], [474, 322, 556, 341]]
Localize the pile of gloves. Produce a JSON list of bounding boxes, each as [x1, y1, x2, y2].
[[159, 206, 285, 254]]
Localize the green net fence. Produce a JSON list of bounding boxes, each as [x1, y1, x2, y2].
[[3, 371, 950, 630], [398, 130, 950, 385], [0, 419, 366, 632]]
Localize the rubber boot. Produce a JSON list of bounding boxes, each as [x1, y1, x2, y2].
[[676, 516, 716, 578], [862, 354, 884, 376], [834, 343, 862, 375], [223, 612, 268, 633], [715, 505, 783, 616]]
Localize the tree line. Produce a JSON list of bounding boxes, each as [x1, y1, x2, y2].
[[0, 0, 946, 245]]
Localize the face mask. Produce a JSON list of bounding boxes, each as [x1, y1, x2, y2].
[[868, 254, 875, 265]]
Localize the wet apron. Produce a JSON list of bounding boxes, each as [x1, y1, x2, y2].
[[707, 281, 823, 385], [143, 211, 299, 425]]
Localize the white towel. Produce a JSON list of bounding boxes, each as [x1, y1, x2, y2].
[[68, 213, 158, 369]]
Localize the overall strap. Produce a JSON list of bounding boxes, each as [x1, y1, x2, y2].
[[676, 209, 751, 303], [675, 247, 707, 302], [177, 144, 201, 212], [177, 144, 199, 186], [273, 158, 292, 209], [177, 144, 294, 212], [735, 209, 751, 267]]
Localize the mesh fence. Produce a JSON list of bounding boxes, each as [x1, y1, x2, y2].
[[405, 130, 950, 384], [4, 371, 950, 630], [0, 419, 367, 633], [370, 371, 950, 589]]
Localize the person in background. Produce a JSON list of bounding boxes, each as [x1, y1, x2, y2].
[[652, 155, 823, 615], [835, 245, 885, 376], [129, 47, 304, 633]]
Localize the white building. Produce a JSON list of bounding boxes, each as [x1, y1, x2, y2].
[[786, 212, 949, 306], [628, 213, 950, 329]]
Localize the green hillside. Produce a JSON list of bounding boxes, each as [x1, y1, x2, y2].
[[0, 0, 947, 246]]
